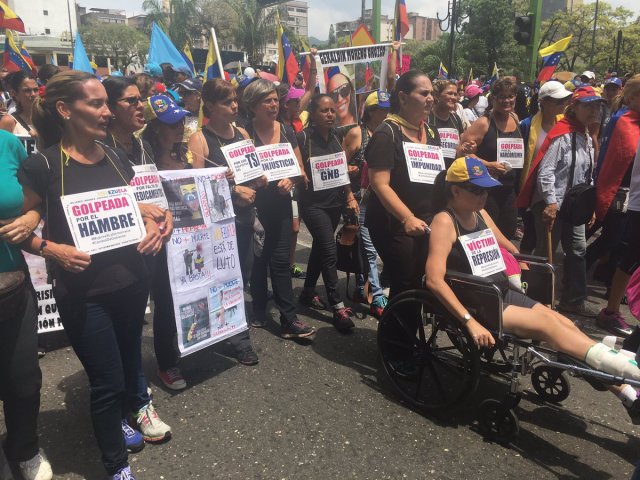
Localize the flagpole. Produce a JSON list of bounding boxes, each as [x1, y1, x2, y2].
[[67, 0, 75, 49], [210, 27, 224, 79]]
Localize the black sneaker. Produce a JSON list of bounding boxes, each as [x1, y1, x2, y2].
[[281, 320, 316, 339], [250, 311, 269, 328], [299, 292, 327, 310], [333, 307, 355, 332], [625, 398, 640, 425], [291, 264, 307, 279], [236, 345, 259, 366]]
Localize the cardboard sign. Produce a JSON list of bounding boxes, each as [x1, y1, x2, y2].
[[459, 228, 506, 277], [220, 139, 263, 184], [256, 143, 302, 182], [131, 164, 169, 209], [497, 138, 525, 169], [35, 285, 63, 333], [309, 151, 349, 191], [60, 186, 146, 254], [438, 128, 460, 159], [403, 142, 445, 184]]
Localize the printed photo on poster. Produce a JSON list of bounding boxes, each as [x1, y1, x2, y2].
[[180, 297, 212, 349], [169, 230, 214, 292], [326, 69, 358, 128], [208, 278, 244, 333], [201, 172, 233, 222], [163, 177, 205, 229]]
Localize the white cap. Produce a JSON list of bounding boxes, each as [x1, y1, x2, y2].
[[581, 70, 596, 80], [538, 81, 573, 100], [244, 67, 256, 79]]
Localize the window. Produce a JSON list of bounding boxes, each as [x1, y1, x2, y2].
[[43, 10, 48, 15], [296, 8, 305, 13], [45, 28, 51, 34]]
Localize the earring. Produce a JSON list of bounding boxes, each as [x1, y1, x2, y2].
[[64, 116, 70, 120]]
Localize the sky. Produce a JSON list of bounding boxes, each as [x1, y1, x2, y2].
[[80, 0, 640, 40]]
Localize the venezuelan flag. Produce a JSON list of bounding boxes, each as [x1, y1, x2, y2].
[[536, 52, 563, 83], [0, 3, 25, 33], [539, 35, 572, 58], [277, 15, 298, 86], [204, 31, 221, 81], [394, 0, 409, 41], [3, 30, 36, 74], [484, 62, 499, 90], [438, 62, 448, 79], [181, 43, 196, 77]]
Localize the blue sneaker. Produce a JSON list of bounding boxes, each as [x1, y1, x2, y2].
[[110, 465, 135, 480], [122, 420, 144, 453]]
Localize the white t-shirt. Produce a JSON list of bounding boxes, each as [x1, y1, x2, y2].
[[533, 129, 548, 161], [627, 141, 640, 213]]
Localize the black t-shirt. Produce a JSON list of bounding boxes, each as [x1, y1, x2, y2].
[[364, 120, 442, 233], [18, 142, 148, 301], [103, 133, 154, 166], [428, 112, 464, 168], [296, 127, 347, 210]]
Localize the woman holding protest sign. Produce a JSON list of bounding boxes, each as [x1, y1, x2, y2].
[[17, 71, 172, 480], [243, 79, 315, 339], [188, 78, 262, 365], [460, 77, 524, 239], [0, 71, 39, 137], [365, 70, 442, 299], [296, 93, 359, 332]]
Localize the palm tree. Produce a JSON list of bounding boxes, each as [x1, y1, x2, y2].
[[142, 0, 201, 50], [228, 0, 278, 65]]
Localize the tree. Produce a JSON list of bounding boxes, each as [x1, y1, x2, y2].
[[142, 0, 201, 49], [226, 0, 279, 65], [328, 24, 336, 47], [80, 22, 149, 72]]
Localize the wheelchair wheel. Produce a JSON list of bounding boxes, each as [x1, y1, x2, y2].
[[378, 290, 480, 411], [531, 365, 571, 403], [478, 399, 519, 443]]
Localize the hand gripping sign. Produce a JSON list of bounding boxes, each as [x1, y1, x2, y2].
[[60, 186, 146, 255], [497, 138, 525, 169], [255, 143, 302, 182], [220, 139, 264, 184], [402, 142, 445, 184], [459, 228, 506, 277], [309, 151, 349, 191]]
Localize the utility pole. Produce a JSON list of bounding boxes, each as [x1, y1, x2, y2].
[[437, 0, 467, 78], [372, 0, 380, 42], [614, 30, 622, 73], [361, 0, 366, 26], [528, 0, 542, 82], [589, 0, 600, 69], [67, 0, 75, 49]]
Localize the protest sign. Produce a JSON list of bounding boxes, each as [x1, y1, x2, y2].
[[459, 229, 506, 277], [60, 186, 146, 255], [160, 167, 247, 357], [220, 139, 263, 184], [317, 45, 389, 68], [497, 138, 525, 169], [131, 164, 169, 209], [256, 143, 301, 182], [402, 143, 445, 184], [309, 151, 349, 191], [16, 135, 37, 155]]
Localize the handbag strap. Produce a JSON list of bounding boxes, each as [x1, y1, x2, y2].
[[568, 132, 593, 188]]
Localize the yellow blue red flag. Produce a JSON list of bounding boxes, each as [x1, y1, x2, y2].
[[3, 30, 36, 74], [0, 3, 25, 33]]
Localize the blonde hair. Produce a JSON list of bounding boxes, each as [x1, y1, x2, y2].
[[32, 70, 95, 150]]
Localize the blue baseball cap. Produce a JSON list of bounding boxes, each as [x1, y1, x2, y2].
[[604, 77, 622, 88], [446, 157, 502, 188], [144, 62, 163, 77], [144, 95, 190, 124], [365, 90, 391, 109]]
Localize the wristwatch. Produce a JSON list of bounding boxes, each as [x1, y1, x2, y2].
[[38, 240, 48, 257], [462, 312, 472, 324]]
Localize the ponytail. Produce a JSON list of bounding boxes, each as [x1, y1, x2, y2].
[[32, 70, 95, 150]]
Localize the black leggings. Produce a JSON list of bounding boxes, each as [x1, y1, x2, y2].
[[301, 204, 343, 307]]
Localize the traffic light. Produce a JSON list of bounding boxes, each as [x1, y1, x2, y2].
[[514, 14, 533, 46]]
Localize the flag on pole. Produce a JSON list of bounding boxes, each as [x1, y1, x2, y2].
[[3, 30, 36, 74], [438, 62, 448, 79], [394, 0, 409, 40], [277, 14, 299, 85], [300, 53, 311, 85], [536, 51, 564, 82], [147, 22, 192, 73], [0, 3, 25, 33], [72, 33, 94, 73], [205, 28, 224, 81], [467, 68, 473, 86], [538, 35, 572, 58], [484, 62, 499, 90], [181, 43, 196, 76]]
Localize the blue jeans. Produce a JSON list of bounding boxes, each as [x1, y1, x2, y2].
[[357, 202, 384, 299], [533, 202, 587, 305], [57, 284, 150, 475]]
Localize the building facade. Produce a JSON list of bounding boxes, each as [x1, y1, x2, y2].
[[336, 9, 438, 43], [408, 13, 441, 42], [6, 0, 78, 37], [542, 0, 583, 21], [264, 0, 308, 64], [78, 8, 127, 26]]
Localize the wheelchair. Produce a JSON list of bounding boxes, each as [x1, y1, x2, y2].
[[377, 253, 640, 443]]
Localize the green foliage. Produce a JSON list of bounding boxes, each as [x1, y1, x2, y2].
[[142, 0, 200, 50], [80, 22, 149, 71], [226, 0, 278, 65]]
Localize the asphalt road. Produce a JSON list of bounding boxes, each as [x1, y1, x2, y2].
[[3, 227, 640, 480]]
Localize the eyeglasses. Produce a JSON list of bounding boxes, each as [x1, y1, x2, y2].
[[495, 94, 515, 101], [459, 183, 487, 196], [330, 83, 352, 102], [118, 96, 143, 106]]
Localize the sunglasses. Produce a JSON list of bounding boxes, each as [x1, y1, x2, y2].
[[459, 183, 487, 196], [330, 83, 352, 102], [118, 96, 143, 106]]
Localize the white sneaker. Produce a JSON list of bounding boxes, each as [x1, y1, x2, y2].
[[18, 450, 52, 480], [0, 446, 14, 480], [135, 402, 171, 443]]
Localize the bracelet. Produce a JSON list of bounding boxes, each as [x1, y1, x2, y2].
[[400, 214, 414, 225]]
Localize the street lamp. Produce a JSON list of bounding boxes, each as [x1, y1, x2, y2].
[[437, 0, 467, 78], [589, 0, 599, 69]]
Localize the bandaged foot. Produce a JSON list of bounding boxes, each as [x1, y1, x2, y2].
[[585, 343, 640, 381]]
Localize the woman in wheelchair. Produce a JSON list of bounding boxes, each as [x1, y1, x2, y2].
[[426, 157, 640, 400]]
